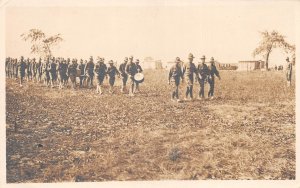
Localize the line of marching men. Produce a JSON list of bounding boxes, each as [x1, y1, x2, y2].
[[5, 55, 143, 96], [169, 53, 221, 102]]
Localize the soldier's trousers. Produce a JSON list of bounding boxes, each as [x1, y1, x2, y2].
[[171, 80, 180, 99], [198, 79, 205, 97], [208, 78, 215, 97]]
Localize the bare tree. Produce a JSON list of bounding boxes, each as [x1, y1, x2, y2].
[[253, 30, 295, 70], [21, 29, 63, 59]]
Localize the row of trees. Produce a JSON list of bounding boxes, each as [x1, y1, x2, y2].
[[21, 29, 295, 70]]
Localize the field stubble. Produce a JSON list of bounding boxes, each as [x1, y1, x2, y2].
[[6, 70, 295, 182]]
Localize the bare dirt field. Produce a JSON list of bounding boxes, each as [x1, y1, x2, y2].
[[6, 70, 295, 182]]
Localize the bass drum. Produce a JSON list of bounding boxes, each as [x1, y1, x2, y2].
[[134, 73, 144, 83]]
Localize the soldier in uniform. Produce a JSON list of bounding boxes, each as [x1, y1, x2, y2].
[[18, 56, 27, 87], [197, 55, 209, 100], [78, 59, 86, 88], [182, 53, 198, 100], [26, 58, 33, 81], [107, 60, 120, 94], [14, 58, 19, 80], [207, 57, 221, 99], [285, 57, 292, 87], [32, 58, 37, 82], [68, 59, 78, 89], [5, 57, 9, 77], [43, 58, 51, 86], [94, 57, 107, 94], [135, 59, 143, 93], [49, 59, 58, 88], [168, 57, 183, 102], [126, 56, 138, 96], [119, 57, 128, 93], [85, 56, 95, 88], [37, 58, 43, 82]]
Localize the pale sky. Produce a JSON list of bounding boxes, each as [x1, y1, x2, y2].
[[4, 0, 297, 66]]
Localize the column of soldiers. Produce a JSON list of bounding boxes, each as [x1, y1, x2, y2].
[[168, 53, 221, 102], [5, 55, 143, 96]]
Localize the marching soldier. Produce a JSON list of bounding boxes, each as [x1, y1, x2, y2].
[[135, 59, 143, 93], [43, 58, 51, 86], [119, 57, 129, 93], [94, 57, 107, 94], [207, 57, 221, 99], [197, 55, 209, 100], [168, 57, 183, 102], [285, 57, 292, 87], [182, 53, 197, 100], [49, 59, 58, 88], [126, 56, 138, 96], [68, 59, 78, 89], [85, 56, 95, 88], [32, 58, 37, 82], [26, 58, 33, 81], [14, 58, 19, 80], [78, 59, 86, 88], [107, 60, 120, 94], [37, 58, 43, 82], [18, 56, 27, 87]]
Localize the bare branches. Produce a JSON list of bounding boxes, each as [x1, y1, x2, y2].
[[20, 29, 63, 59]]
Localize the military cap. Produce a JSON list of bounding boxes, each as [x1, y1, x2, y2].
[[200, 55, 206, 60], [136, 59, 139, 62], [129, 56, 133, 59], [175, 57, 181, 62], [188, 53, 194, 59], [286, 57, 290, 62], [210, 57, 214, 62], [109, 60, 114, 64]]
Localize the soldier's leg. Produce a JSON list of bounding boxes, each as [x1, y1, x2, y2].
[[190, 85, 194, 99], [199, 80, 205, 98]]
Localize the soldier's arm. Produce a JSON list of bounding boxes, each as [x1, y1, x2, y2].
[[214, 67, 221, 80]]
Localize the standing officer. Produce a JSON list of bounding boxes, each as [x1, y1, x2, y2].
[[107, 60, 120, 94], [37, 58, 43, 82], [119, 57, 129, 93], [135, 59, 143, 93], [197, 55, 209, 100], [85, 56, 95, 88], [207, 57, 221, 99], [126, 56, 138, 96], [49, 59, 58, 88], [32, 58, 38, 82], [182, 53, 198, 100], [285, 57, 292, 87], [94, 57, 107, 94], [168, 57, 183, 102]]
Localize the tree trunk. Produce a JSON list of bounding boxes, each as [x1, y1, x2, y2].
[[265, 51, 270, 71]]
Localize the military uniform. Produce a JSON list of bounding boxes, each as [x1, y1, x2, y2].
[[26, 58, 33, 81], [78, 60, 86, 87], [32, 59, 37, 81], [119, 60, 128, 92], [207, 58, 220, 98], [85, 58, 95, 87], [126, 60, 138, 96], [182, 53, 197, 99], [95, 62, 107, 85], [37, 58, 43, 82], [18, 57, 27, 86], [107, 63, 119, 87], [197, 56, 210, 98], [169, 58, 183, 100]]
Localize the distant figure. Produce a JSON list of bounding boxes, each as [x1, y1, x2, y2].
[[135, 59, 143, 93], [197, 55, 209, 100], [168, 57, 183, 102], [18, 56, 27, 87], [285, 57, 292, 87], [85, 56, 95, 88], [49, 59, 58, 88], [94, 57, 107, 94], [68, 59, 78, 89], [37, 58, 43, 82], [78, 59, 86, 88], [126, 56, 138, 96], [207, 57, 221, 99], [32, 58, 37, 82], [182, 53, 197, 100], [26, 58, 33, 81], [119, 57, 128, 93], [106, 60, 120, 94], [274, 65, 278, 71]]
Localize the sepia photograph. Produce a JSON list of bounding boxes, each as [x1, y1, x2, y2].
[[1, 0, 299, 187]]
